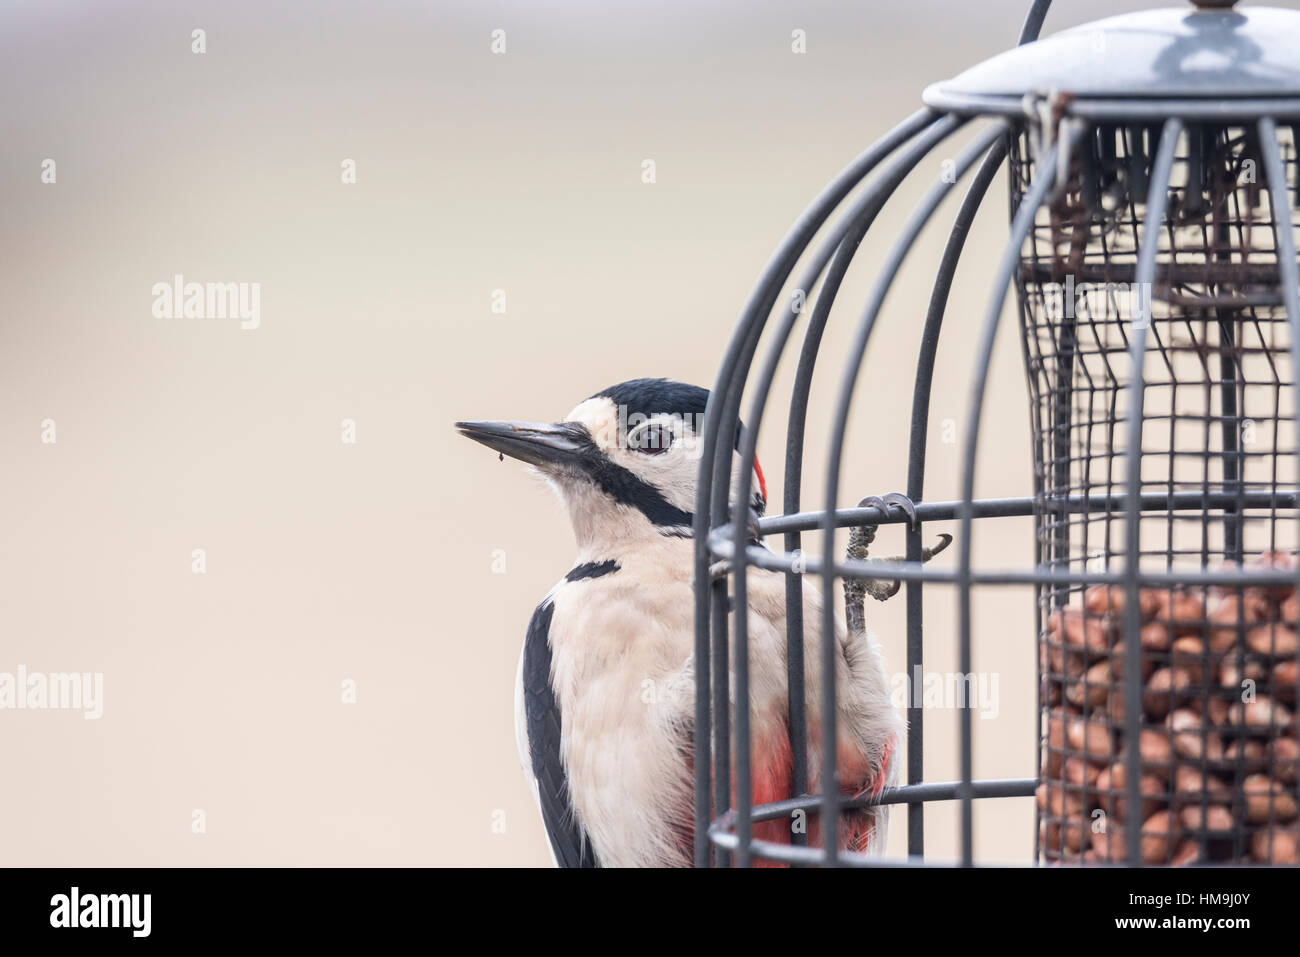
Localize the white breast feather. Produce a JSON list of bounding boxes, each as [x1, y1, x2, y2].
[[533, 537, 902, 866]]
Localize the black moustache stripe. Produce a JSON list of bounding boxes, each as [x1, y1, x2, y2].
[[584, 452, 694, 530], [555, 423, 693, 531]]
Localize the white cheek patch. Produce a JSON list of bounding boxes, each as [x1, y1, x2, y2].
[[565, 397, 620, 451]]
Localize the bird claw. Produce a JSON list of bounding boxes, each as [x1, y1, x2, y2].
[[857, 492, 919, 532]]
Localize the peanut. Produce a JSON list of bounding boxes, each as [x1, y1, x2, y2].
[[1158, 590, 1206, 636], [1084, 585, 1160, 620], [1066, 716, 1116, 764], [1137, 728, 1175, 773], [1229, 696, 1295, 731], [1052, 608, 1115, 658], [1043, 680, 1062, 708], [1108, 688, 1128, 726], [1067, 659, 1113, 709], [1090, 810, 1179, 863], [1042, 564, 1300, 865], [1144, 667, 1194, 719], [1221, 657, 1269, 692], [1111, 640, 1157, 680], [1045, 710, 1072, 776], [1173, 765, 1231, 803], [1243, 774, 1298, 823], [1140, 621, 1172, 653], [1179, 804, 1233, 832], [1207, 593, 1266, 653], [1170, 839, 1203, 866], [1170, 636, 1208, 682], [1269, 736, 1299, 784], [1095, 762, 1165, 822], [1195, 695, 1231, 727], [1043, 636, 1087, 679], [1223, 738, 1266, 765], [1245, 550, 1298, 601], [1040, 818, 1087, 855], [1063, 755, 1102, 789], [1281, 590, 1298, 626], [1272, 659, 1298, 704], [1245, 623, 1299, 657], [1036, 781, 1083, 819], [1250, 827, 1300, 864], [1168, 708, 1224, 762]]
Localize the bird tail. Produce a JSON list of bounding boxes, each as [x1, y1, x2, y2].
[[806, 734, 897, 856], [841, 735, 897, 855]]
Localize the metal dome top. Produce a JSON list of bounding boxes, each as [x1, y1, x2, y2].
[[923, 3, 1300, 117]]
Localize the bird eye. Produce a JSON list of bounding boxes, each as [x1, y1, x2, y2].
[[633, 424, 672, 454]]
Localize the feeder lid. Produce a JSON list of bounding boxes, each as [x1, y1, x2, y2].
[[923, 2, 1300, 115]]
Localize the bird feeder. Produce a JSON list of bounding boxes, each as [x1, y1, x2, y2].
[[695, 0, 1300, 866]]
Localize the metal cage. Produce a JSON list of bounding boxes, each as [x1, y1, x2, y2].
[[693, 0, 1300, 866]]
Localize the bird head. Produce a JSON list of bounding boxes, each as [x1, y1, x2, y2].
[[457, 378, 767, 548]]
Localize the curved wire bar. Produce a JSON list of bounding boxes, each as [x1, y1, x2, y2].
[[807, 121, 1012, 865], [729, 116, 987, 865], [1120, 118, 1183, 865], [903, 139, 1009, 855], [690, 106, 939, 866], [766, 115, 964, 823], [722, 120, 963, 840], [952, 127, 1077, 866], [705, 111, 949, 868], [1018, 0, 1053, 46], [775, 116, 960, 819], [744, 114, 965, 848], [709, 0, 1055, 871]]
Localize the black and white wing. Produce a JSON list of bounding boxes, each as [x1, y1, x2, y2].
[[515, 599, 599, 868]]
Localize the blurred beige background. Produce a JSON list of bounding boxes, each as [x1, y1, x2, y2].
[[6, 0, 1284, 867]]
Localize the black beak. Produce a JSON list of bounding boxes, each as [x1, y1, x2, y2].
[[455, 420, 588, 470]]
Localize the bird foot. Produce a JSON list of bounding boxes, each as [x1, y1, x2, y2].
[[849, 494, 916, 603], [846, 494, 950, 606]]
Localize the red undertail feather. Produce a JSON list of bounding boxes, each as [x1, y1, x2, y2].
[[750, 729, 794, 867], [696, 732, 893, 865], [805, 734, 896, 855], [841, 734, 895, 853]]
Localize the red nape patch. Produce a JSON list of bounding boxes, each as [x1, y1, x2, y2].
[[753, 455, 768, 504]]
